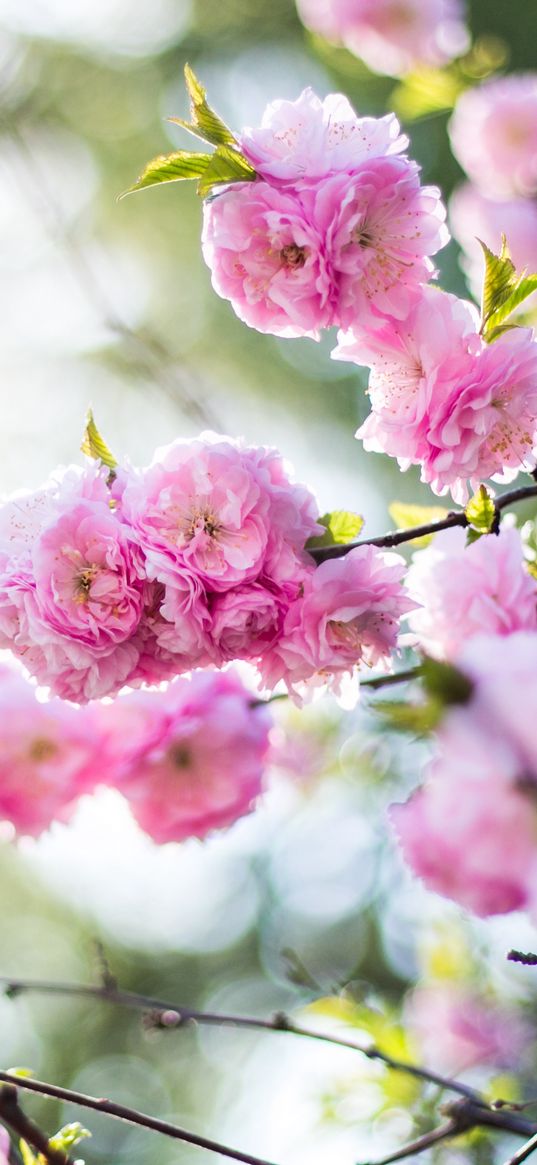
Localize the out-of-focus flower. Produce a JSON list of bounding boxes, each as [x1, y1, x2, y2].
[[261, 545, 414, 698], [104, 670, 271, 843], [406, 983, 530, 1072], [295, 0, 469, 77], [449, 183, 537, 310], [0, 665, 100, 836], [407, 526, 537, 659], [449, 74, 537, 198]]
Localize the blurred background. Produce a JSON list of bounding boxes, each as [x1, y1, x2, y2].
[[1, 1, 537, 1164]]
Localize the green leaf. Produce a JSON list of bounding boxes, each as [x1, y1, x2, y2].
[[80, 410, 117, 473], [19, 1141, 39, 1165], [465, 484, 496, 534], [169, 64, 236, 148], [306, 510, 364, 550], [479, 236, 517, 328], [196, 144, 257, 198], [486, 275, 537, 331], [119, 150, 213, 198], [388, 501, 449, 547], [374, 698, 442, 735], [391, 65, 463, 121], [49, 1123, 91, 1153], [421, 656, 473, 706]]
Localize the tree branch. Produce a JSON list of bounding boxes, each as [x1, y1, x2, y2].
[[309, 482, 537, 563], [359, 1098, 537, 1165], [0, 1083, 74, 1165], [0, 1071, 277, 1165], [502, 1131, 537, 1165], [359, 667, 422, 690], [1, 977, 480, 1101], [508, 950, 537, 967]]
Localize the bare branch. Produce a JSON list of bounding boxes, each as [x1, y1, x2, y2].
[[358, 1119, 457, 1165], [309, 483, 537, 563], [0, 1071, 277, 1165], [508, 950, 537, 967], [1, 977, 480, 1101], [359, 667, 421, 691], [360, 1098, 537, 1165]]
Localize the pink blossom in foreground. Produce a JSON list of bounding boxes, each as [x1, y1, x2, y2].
[[105, 670, 271, 843], [261, 544, 415, 697], [210, 584, 284, 660], [390, 770, 537, 917], [449, 74, 537, 199], [406, 983, 529, 1072], [449, 183, 537, 311], [239, 88, 407, 182], [340, 287, 537, 503], [407, 526, 537, 659], [201, 181, 334, 338], [295, 0, 469, 77], [0, 664, 99, 835], [456, 631, 537, 780], [202, 155, 448, 336]]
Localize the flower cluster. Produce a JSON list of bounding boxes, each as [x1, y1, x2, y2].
[[202, 89, 448, 338], [334, 285, 537, 502], [0, 663, 270, 842], [391, 631, 537, 917], [0, 434, 414, 701], [294, 0, 469, 77]]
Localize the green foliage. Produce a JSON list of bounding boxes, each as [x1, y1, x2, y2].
[[49, 1123, 91, 1154], [479, 237, 537, 339], [306, 510, 364, 550], [122, 65, 257, 200], [388, 501, 449, 547], [80, 410, 118, 474], [421, 656, 474, 706], [464, 484, 496, 542], [391, 65, 464, 121], [373, 698, 442, 735]]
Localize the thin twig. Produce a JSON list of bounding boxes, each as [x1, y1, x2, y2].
[[359, 1119, 457, 1165], [502, 1132, 537, 1165], [0, 1083, 74, 1165], [360, 1098, 537, 1165], [1, 978, 480, 1101], [310, 483, 537, 563], [0, 1071, 278, 1165], [508, 950, 537, 966], [359, 667, 422, 690]]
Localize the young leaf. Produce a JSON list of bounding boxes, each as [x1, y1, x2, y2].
[[119, 150, 212, 198], [388, 501, 449, 547], [306, 510, 364, 550], [49, 1124, 91, 1153], [19, 1142, 39, 1165], [486, 274, 537, 332], [479, 236, 517, 329], [80, 410, 117, 472], [373, 698, 442, 735], [196, 144, 257, 198], [171, 64, 237, 148], [465, 483, 496, 534]]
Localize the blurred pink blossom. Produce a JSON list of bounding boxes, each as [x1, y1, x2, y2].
[[295, 0, 469, 77], [449, 74, 537, 198], [105, 670, 271, 843], [407, 526, 537, 659], [449, 183, 537, 310], [406, 983, 530, 1072]]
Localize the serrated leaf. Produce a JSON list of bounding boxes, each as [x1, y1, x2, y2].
[[49, 1124, 91, 1153], [486, 275, 537, 331], [479, 236, 517, 328], [119, 150, 212, 198], [373, 698, 442, 734], [465, 484, 496, 533], [173, 64, 236, 148], [421, 656, 473, 706], [388, 501, 449, 547], [196, 144, 257, 198], [306, 510, 364, 550], [81, 410, 117, 472]]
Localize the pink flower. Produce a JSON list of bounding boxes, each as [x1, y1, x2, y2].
[[0, 664, 100, 836], [321, 161, 448, 326], [456, 631, 537, 780], [449, 183, 537, 311], [0, 1126, 9, 1165], [239, 88, 407, 182], [201, 181, 334, 338], [407, 526, 537, 659], [295, 0, 469, 76], [390, 771, 537, 917], [406, 984, 529, 1072], [210, 584, 284, 660], [261, 545, 414, 697], [107, 670, 272, 843], [343, 286, 537, 503], [449, 74, 537, 198], [335, 286, 479, 463]]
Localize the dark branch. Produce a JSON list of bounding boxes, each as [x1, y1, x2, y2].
[[0, 1083, 74, 1165], [359, 1098, 537, 1165], [309, 482, 537, 563], [502, 1132, 537, 1165], [508, 950, 537, 966], [359, 667, 421, 690], [0, 1071, 277, 1165], [1, 977, 480, 1101]]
